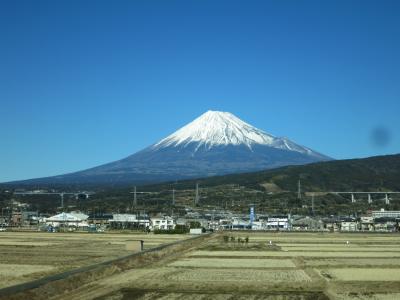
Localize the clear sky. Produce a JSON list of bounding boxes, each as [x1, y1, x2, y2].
[[1, 0, 399, 182]]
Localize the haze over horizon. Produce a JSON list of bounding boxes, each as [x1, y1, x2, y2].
[[1, 0, 399, 182]]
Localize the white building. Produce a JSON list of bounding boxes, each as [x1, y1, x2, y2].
[[151, 216, 175, 230], [267, 216, 290, 230], [109, 214, 150, 229], [341, 221, 358, 231], [45, 212, 89, 228], [250, 221, 264, 230], [372, 209, 400, 219]]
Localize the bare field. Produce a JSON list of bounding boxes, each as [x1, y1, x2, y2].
[[320, 268, 400, 281], [0, 231, 188, 288], [114, 291, 328, 300], [189, 250, 400, 258], [304, 258, 400, 267], [3, 231, 400, 300], [168, 257, 296, 268], [166, 268, 312, 282]]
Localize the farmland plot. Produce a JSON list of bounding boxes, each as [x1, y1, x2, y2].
[[168, 257, 296, 268], [320, 268, 400, 281], [189, 250, 400, 258], [166, 268, 312, 283], [0, 231, 189, 289]]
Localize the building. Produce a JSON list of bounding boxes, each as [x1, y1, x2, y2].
[[341, 221, 358, 231], [250, 220, 264, 230], [109, 214, 150, 230], [266, 215, 290, 230], [45, 212, 89, 229], [372, 209, 400, 219], [291, 217, 324, 231], [231, 218, 250, 230], [322, 217, 341, 232], [150, 216, 175, 230], [11, 212, 22, 226], [88, 213, 113, 226], [360, 216, 374, 231], [374, 217, 398, 232]]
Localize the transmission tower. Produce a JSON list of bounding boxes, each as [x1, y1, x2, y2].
[[297, 179, 302, 200], [195, 183, 199, 205]]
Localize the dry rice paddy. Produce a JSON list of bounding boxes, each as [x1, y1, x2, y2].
[[0, 231, 188, 289], [2, 231, 400, 300]]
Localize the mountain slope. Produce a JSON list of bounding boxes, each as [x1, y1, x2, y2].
[[3, 110, 331, 187], [142, 153, 400, 193]]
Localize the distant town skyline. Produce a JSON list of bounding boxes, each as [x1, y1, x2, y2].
[[1, 0, 399, 182]]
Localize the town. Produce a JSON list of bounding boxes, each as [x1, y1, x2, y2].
[[1, 188, 399, 233]]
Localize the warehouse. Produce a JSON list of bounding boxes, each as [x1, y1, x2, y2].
[[45, 212, 89, 229]]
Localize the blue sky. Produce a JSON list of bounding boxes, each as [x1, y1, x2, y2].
[[1, 0, 399, 182]]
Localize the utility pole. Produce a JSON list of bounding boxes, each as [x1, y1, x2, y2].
[[297, 179, 301, 200], [311, 193, 315, 216], [172, 189, 175, 206], [60, 193, 64, 211], [133, 186, 137, 208]]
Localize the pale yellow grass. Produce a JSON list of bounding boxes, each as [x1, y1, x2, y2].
[[0, 264, 55, 288], [305, 258, 400, 267], [321, 268, 400, 281], [166, 268, 311, 282], [0, 263, 55, 277], [190, 250, 400, 258], [168, 257, 296, 268], [280, 246, 400, 252]]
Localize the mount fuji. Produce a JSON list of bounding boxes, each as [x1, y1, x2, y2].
[[7, 111, 332, 186]]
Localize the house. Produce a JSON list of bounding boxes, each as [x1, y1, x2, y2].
[[109, 214, 150, 230], [374, 217, 398, 232], [322, 217, 341, 232], [340, 220, 358, 231], [150, 216, 175, 230], [360, 216, 374, 231]]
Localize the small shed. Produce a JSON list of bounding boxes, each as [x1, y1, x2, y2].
[[190, 228, 203, 235], [125, 240, 144, 252]]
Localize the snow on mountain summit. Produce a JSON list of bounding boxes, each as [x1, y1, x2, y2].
[[154, 110, 273, 150], [153, 110, 316, 155]]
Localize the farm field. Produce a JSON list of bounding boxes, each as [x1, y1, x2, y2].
[[2, 231, 400, 300], [98, 232, 400, 300], [0, 231, 188, 289]]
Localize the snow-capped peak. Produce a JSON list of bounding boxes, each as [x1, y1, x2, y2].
[[153, 110, 275, 150], [152, 110, 316, 155]]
